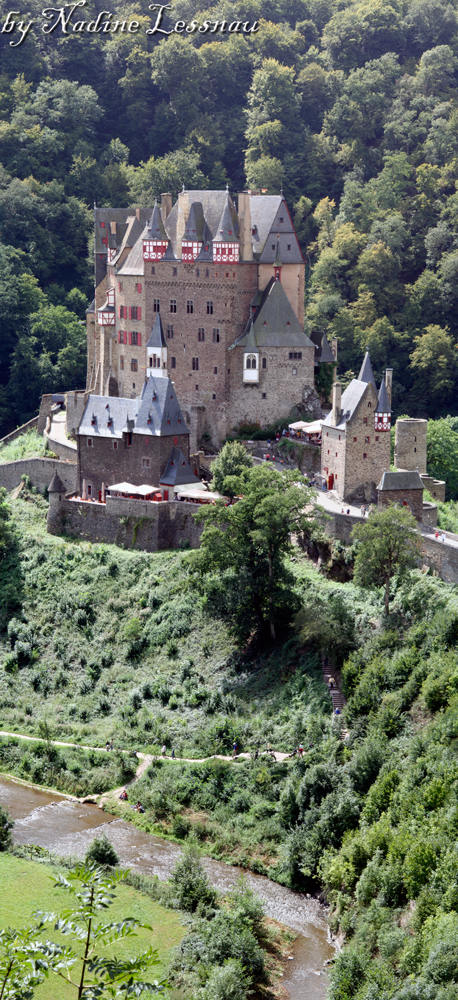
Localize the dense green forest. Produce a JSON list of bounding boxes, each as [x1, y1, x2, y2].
[[0, 0, 457, 433]]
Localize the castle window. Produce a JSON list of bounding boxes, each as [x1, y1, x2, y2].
[[142, 458, 150, 469], [153, 298, 160, 312], [113, 441, 118, 450], [414, 447, 416, 452], [130, 331, 141, 346], [87, 438, 93, 447], [287, 243, 291, 250], [262, 393, 266, 399], [212, 393, 216, 399], [131, 359, 138, 371], [363, 452, 367, 459], [195, 385, 199, 390], [338, 435, 341, 440], [171, 357, 176, 369], [192, 357, 199, 371], [136, 282, 142, 293], [196, 268, 200, 276], [365, 436, 370, 443], [173, 267, 177, 276], [279, 216, 284, 222], [205, 268, 210, 277], [118, 281, 123, 291], [271, 243, 275, 250], [130, 305, 141, 320], [245, 355, 257, 370], [126, 432, 133, 446], [262, 358, 267, 369], [198, 328, 205, 342], [187, 300, 194, 314], [353, 436, 357, 441], [170, 299, 177, 313], [206, 301, 213, 314], [166, 325, 174, 339], [363, 417, 368, 425], [288, 352, 302, 360], [368, 401, 371, 408], [292, 368, 297, 375], [214, 367, 218, 374], [151, 266, 155, 275], [375, 435, 379, 441], [119, 305, 127, 319], [212, 328, 220, 343], [120, 357, 124, 370]]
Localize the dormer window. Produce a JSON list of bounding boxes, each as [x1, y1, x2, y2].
[[91, 415, 97, 426]]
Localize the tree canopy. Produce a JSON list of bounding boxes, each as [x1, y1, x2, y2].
[[352, 505, 422, 614]]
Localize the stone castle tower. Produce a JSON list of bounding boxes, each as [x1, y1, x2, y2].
[[87, 190, 327, 447], [321, 352, 392, 503]]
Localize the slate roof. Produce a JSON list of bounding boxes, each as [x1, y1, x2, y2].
[[94, 208, 150, 255], [358, 351, 376, 386], [183, 202, 212, 243], [231, 279, 314, 350], [322, 379, 370, 429], [377, 379, 391, 413], [147, 314, 166, 349], [48, 471, 66, 493], [79, 377, 188, 440], [145, 202, 167, 240], [377, 471, 423, 491], [215, 194, 239, 242], [311, 331, 335, 364], [250, 196, 303, 263], [159, 447, 200, 486]]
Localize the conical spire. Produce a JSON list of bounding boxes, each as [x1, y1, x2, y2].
[[145, 201, 167, 240], [215, 194, 239, 242], [377, 378, 391, 413], [147, 313, 166, 349], [319, 333, 335, 364], [48, 471, 65, 494], [183, 202, 211, 242], [358, 351, 376, 385]]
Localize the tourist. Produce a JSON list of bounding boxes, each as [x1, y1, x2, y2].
[[119, 788, 128, 801], [135, 801, 145, 813], [171, 748, 175, 759], [297, 743, 304, 757], [161, 744, 167, 757], [232, 740, 238, 758]]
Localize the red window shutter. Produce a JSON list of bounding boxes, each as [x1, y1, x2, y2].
[[138, 333, 142, 347], [118, 331, 122, 343], [123, 331, 127, 344], [138, 307, 142, 320], [128, 332, 132, 345]]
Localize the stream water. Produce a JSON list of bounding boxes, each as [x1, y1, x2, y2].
[[1, 776, 335, 998]]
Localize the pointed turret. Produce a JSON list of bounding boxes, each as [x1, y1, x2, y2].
[[146, 314, 167, 377], [375, 374, 392, 432], [182, 202, 212, 261], [48, 471, 66, 495], [358, 351, 376, 386], [143, 201, 169, 262], [213, 193, 240, 263]]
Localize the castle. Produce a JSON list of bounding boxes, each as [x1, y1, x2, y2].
[[87, 189, 326, 448]]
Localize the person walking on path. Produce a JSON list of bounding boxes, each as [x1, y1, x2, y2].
[[232, 740, 238, 758]]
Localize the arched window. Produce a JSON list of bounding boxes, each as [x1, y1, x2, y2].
[[245, 354, 257, 370]]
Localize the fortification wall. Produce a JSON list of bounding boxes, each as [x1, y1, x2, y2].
[[0, 416, 39, 447], [44, 435, 77, 462], [0, 458, 77, 493], [320, 510, 458, 583], [53, 497, 203, 552]]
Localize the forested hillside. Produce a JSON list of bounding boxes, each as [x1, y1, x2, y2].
[[0, 0, 457, 432]]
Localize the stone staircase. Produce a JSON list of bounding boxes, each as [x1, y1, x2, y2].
[[322, 660, 349, 738]]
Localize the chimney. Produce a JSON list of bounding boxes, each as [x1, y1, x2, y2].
[[176, 189, 190, 258], [385, 368, 393, 406], [331, 381, 342, 426], [331, 338, 338, 361], [237, 192, 253, 262], [135, 207, 141, 221], [161, 192, 172, 220]]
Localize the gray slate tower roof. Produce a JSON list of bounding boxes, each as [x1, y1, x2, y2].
[[80, 377, 188, 440], [215, 195, 239, 242], [145, 201, 167, 240], [147, 314, 166, 349], [183, 202, 212, 243], [232, 279, 314, 350], [160, 447, 200, 486], [48, 471, 66, 494], [376, 379, 391, 413], [358, 351, 376, 386]]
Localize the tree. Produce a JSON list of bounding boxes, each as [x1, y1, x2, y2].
[[426, 416, 458, 499], [193, 465, 312, 643], [211, 441, 252, 497], [35, 863, 167, 998], [170, 844, 217, 913], [85, 835, 119, 868], [0, 804, 13, 851], [352, 507, 422, 615], [410, 325, 457, 410]]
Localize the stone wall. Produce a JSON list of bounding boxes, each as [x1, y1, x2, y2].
[[0, 457, 77, 493], [51, 495, 204, 551], [244, 439, 321, 475], [228, 347, 315, 438], [37, 395, 55, 434], [377, 488, 424, 521], [395, 418, 427, 473], [420, 473, 446, 503], [77, 430, 190, 496], [65, 390, 89, 439], [44, 433, 77, 463], [0, 416, 39, 447]]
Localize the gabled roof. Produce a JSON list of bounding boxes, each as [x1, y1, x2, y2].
[[376, 379, 391, 413], [322, 379, 371, 430], [358, 351, 376, 386], [377, 471, 423, 491], [313, 332, 335, 364], [214, 194, 239, 242], [147, 314, 166, 350], [79, 377, 188, 440], [250, 196, 303, 263], [232, 279, 314, 350], [145, 202, 167, 240], [48, 471, 66, 494], [160, 447, 200, 486]]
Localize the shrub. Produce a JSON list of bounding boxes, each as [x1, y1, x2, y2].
[[0, 806, 13, 851], [201, 959, 248, 1000], [85, 834, 119, 867], [170, 844, 217, 912]]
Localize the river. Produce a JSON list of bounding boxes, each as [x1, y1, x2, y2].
[[0, 775, 335, 998]]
